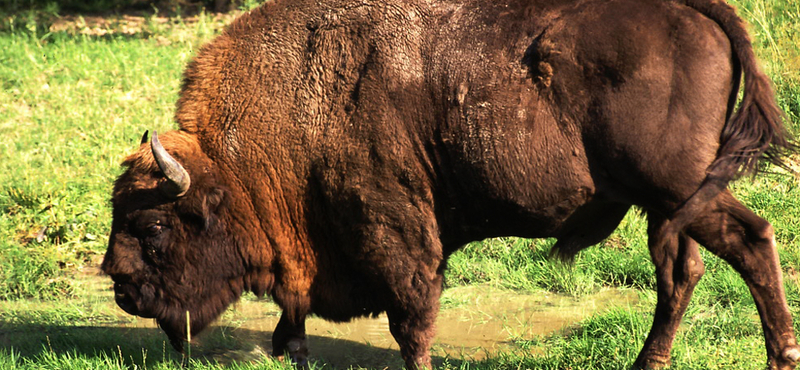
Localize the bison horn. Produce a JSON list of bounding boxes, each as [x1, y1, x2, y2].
[[151, 131, 191, 198], [140, 130, 149, 145]]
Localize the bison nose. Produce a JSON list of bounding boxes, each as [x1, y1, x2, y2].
[[114, 283, 153, 317], [114, 282, 158, 319], [114, 283, 141, 316]]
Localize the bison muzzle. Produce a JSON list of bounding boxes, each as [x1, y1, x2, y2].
[[102, 0, 800, 368]]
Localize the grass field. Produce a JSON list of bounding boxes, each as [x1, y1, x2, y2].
[[1, 0, 800, 369]]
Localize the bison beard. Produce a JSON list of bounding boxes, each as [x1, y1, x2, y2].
[[156, 285, 240, 353], [103, 0, 800, 369]]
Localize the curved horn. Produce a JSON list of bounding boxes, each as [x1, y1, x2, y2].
[[151, 131, 191, 198], [140, 130, 149, 145]]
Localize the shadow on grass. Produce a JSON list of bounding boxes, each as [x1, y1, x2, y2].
[[0, 320, 460, 369], [0, 320, 183, 366]]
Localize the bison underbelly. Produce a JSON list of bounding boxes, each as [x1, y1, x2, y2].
[[436, 175, 597, 243]]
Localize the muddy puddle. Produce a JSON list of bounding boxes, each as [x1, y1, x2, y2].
[[1, 266, 638, 369], [202, 286, 638, 368]]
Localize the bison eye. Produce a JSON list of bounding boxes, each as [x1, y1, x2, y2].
[[146, 223, 163, 236], [141, 223, 167, 265]]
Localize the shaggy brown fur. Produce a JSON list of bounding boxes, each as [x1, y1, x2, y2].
[[102, 0, 799, 369]]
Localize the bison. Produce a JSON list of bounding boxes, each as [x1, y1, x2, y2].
[[102, 0, 800, 368]]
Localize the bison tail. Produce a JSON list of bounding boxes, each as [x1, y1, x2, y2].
[[681, 0, 795, 180]]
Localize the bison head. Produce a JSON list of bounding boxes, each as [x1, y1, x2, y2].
[[102, 130, 244, 351]]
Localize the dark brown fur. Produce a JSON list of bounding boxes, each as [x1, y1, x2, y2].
[[102, 0, 799, 369]]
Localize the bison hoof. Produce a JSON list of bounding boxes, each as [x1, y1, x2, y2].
[[280, 338, 308, 368], [771, 346, 800, 370], [275, 353, 309, 369], [632, 357, 670, 370], [785, 347, 800, 362]]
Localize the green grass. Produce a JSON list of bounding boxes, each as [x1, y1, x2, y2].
[[446, 210, 655, 295], [0, 13, 228, 299], [1, 0, 800, 369]]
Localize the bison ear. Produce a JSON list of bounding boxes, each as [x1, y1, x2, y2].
[[201, 187, 228, 230], [205, 187, 226, 212], [140, 130, 149, 145]]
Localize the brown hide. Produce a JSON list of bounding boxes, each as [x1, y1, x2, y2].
[[103, 0, 798, 368]]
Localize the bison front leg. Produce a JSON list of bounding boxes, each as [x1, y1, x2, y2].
[[386, 270, 442, 370], [355, 198, 444, 369], [272, 312, 308, 367], [686, 191, 800, 370], [635, 214, 705, 369]]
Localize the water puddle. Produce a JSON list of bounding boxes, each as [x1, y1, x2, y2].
[[1, 266, 638, 369], [194, 285, 637, 368]]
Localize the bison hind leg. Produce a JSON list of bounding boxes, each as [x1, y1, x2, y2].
[[551, 201, 630, 260], [686, 191, 800, 369], [634, 213, 705, 369]]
